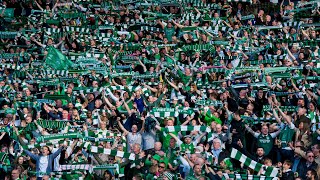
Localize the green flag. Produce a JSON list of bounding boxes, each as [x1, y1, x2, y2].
[[45, 46, 74, 70]]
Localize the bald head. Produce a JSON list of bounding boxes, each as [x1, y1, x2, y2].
[[154, 142, 162, 151]]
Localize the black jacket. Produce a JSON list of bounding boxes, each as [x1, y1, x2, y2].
[[296, 159, 318, 180], [281, 170, 294, 180]]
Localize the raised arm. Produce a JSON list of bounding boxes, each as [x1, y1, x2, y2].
[[301, 29, 311, 40], [0, 132, 6, 141], [143, 84, 158, 93], [23, 149, 39, 160], [275, 106, 292, 124], [30, 36, 45, 48], [291, 79, 300, 92], [195, 132, 207, 144], [244, 124, 259, 137], [35, 0, 44, 11], [102, 91, 115, 109], [51, 146, 63, 159], [157, 19, 165, 29], [138, 58, 147, 73], [34, 120, 50, 135], [286, 47, 297, 61], [272, 108, 282, 124], [111, 78, 120, 86], [222, 20, 232, 29], [117, 117, 129, 135], [139, 117, 145, 133], [165, 76, 179, 91], [122, 100, 132, 116], [271, 128, 282, 138], [54, 38, 65, 48], [168, 132, 183, 146], [305, 89, 319, 101], [203, 29, 214, 38], [52, 0, 59, 12], [171, 19, 184, 29]]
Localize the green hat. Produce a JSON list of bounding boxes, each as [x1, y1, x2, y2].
[[152, 154, 161, 162]]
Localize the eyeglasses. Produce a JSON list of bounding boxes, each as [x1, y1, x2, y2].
[[311, 146, 318, 149], [158, 166, 165, 168], [308, 155, 314, 158]]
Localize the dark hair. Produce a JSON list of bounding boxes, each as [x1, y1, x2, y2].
[[103, 170, 113, 178], [307, 169, 317, 177], [284, 160, 292, 167], [256, 147, 264, 151], [42, 146, 52, 155], [234, 110, 240, 116]]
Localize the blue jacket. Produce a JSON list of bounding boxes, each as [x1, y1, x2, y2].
[[24, 147, 63, 176]]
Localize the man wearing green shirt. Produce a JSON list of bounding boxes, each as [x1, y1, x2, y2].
[[245, 123, 281, 156], [175, 66, 193, 85], [169, 133, 207, 155]]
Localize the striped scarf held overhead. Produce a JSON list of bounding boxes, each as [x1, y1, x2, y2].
[[205, 67, 232, 74], [195, 100, 223, 106], [181, 44, 215, 52], [93, 164, 118, 170], [227, 0, 253, 4], [150, 108, 196, 118], [23, 140, 74, 149], [265, 54, 287, 61], [262, 105, 298, 112], [36, 120, 68, 129], [0, 53, 22, 59], [86, 52, 107, 59], [0, 31, 18, 39], [14, 102, 38, 109], [110, 71, 138, 78], [140, 26, 163, 32], [222, 173, 277, 180], [175, 60, 201, 69], [64, 26, 91, 34], [0, 64, 22, 70], [248, 59, 275, 65], [230, 148, 279, 177], [60, 164, 92, 172], [72, 87, 104, 95], [89, 146, 138, 160], [149, 108, 177, 117], [42, 70, 69, 77], [29, 170, 83, 179], [163, 125, 211, 133], [36, 133, 83, 143], [282, 21, 302, 27], [211, 25, 232, 34], [267, 91, 299, 97], [241, 116, 277, 124], [182, 0, 207, 8], [132, 74, 159, 79]]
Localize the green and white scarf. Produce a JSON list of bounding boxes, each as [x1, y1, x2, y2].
[[89, 146, 137, 160], [222, 173, 277, 180], [230, 148, 279, 177]]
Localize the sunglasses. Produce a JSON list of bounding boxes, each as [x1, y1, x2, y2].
[[158, 166, 165, 168]]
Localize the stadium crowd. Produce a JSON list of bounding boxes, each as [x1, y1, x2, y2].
[[0, 0, 320, 179]]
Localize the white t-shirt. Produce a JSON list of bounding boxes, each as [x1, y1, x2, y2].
[[39, 156, 49, 177]]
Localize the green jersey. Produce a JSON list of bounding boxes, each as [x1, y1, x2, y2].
[[257, 134, 274, 155]]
